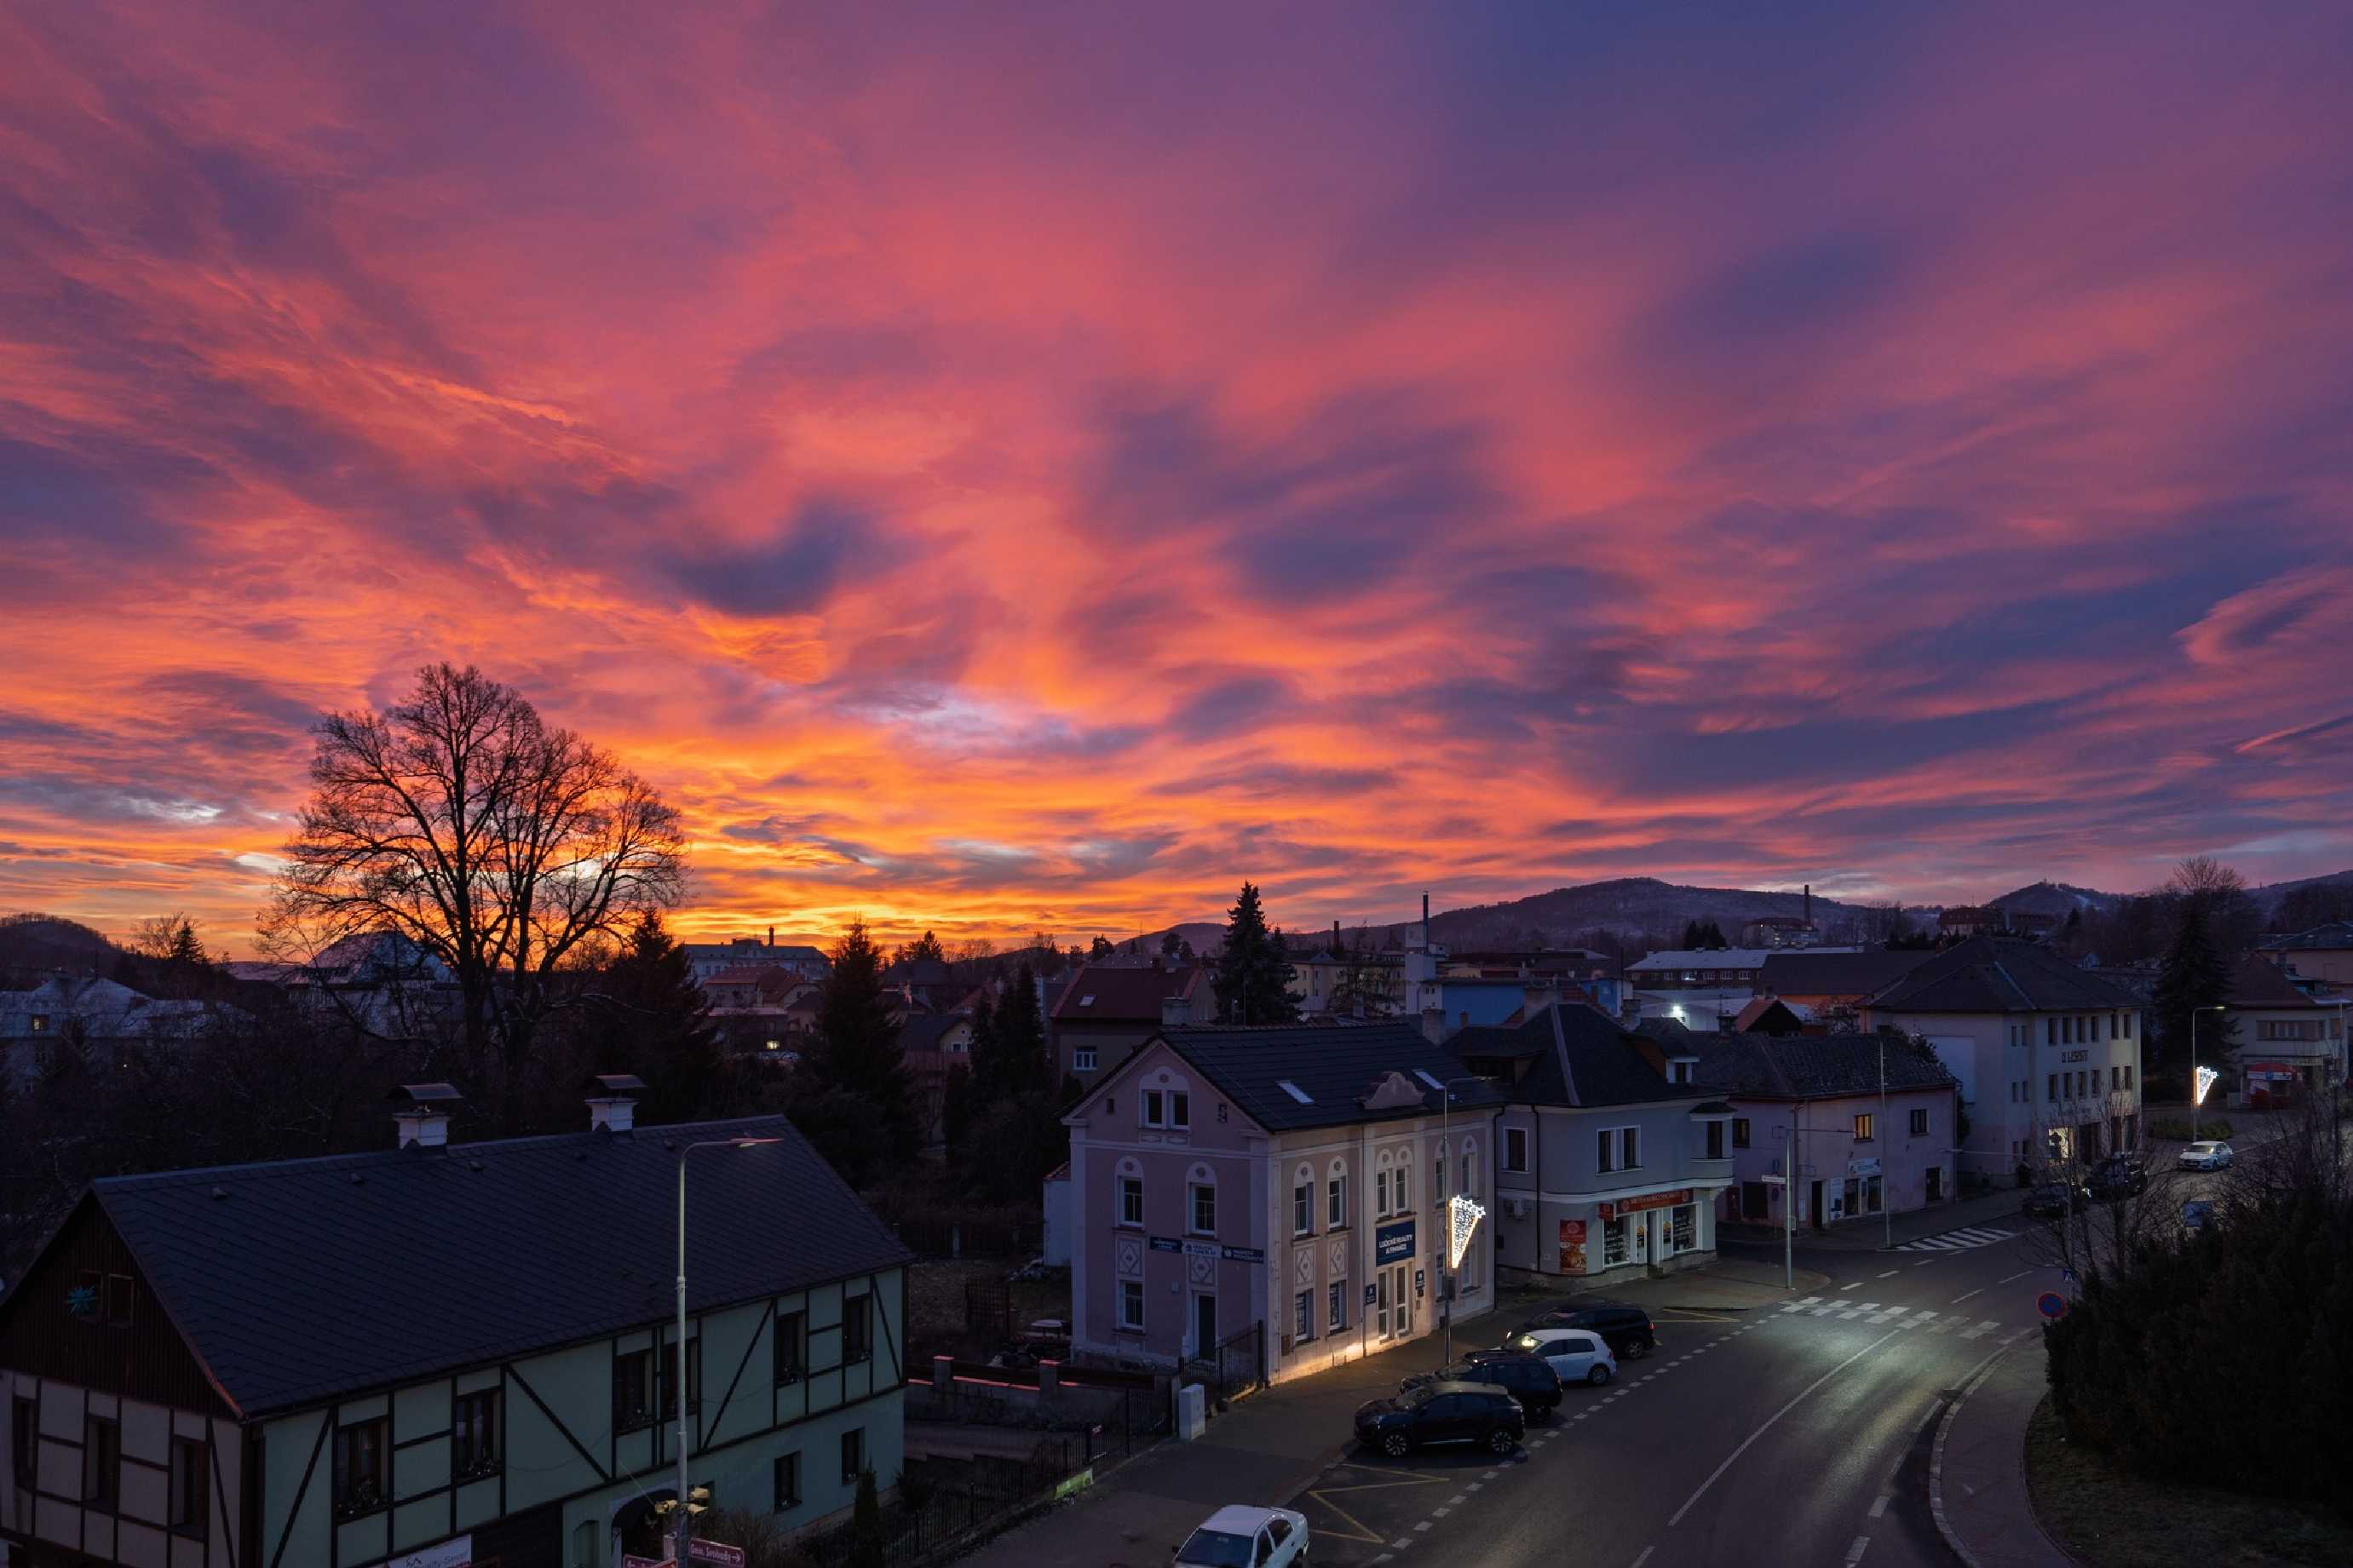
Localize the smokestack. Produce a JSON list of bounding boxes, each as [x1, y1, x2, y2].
[[768, 925, 774, 948], [1423, 892, 1430, 945], [390, 1083, 462, 1149], [584, 1072, 647, 1134], [1804, 885, 1812, 926]]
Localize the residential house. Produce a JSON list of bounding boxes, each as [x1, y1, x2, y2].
[[1729, 997, 1809, 1037], [684, 933, 829, 988], [2256, 922, 2353, 986], [1861, 937, 2145, 1180], [1627, 947, 1863, 1034], [1049, 961, 1212, 1089], [0, 979, 245, 1089], [2220, 953, 2347, 1102], [0, 1083, 910, 1568], [1754, 949, 1937, 1014], [897, 1013, 976, 1150], [1450, 1003, 1735, 1287], [1062, 1021, 1503, 1386], [221, 932, 452, 1042], [1691, 1032, 1959, 1231]]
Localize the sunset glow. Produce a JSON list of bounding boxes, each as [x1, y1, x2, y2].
[[4, 3, 2351, 953]]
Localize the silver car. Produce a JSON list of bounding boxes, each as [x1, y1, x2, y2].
[[2177, 1140, 2233, 1170]]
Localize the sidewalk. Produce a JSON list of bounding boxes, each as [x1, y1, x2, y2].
[[1931, 1341, 2073, 1568], [1514, 1255, 1831, 1312], [1720, 1185, 2031, 1253]]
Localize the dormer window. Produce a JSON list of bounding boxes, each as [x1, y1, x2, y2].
[[1671, 1060, 1693, 1084]]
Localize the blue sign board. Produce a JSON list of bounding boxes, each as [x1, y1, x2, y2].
[[2036, 1291, 2068, 1320], [1375, 1220, 1417, 1265], [1148, 1236, 1182, 1254], [1147, 1237, 1265, 1264], [1219, 1244, 1266, 1264], [1365, 1283, 1377, 1307]]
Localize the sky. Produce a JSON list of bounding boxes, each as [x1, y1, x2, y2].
[[3, 2, 2352, 956]]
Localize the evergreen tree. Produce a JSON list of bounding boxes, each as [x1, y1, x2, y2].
[[597, 910, 728, 1122], [988, 962, 1047, 1098], [1214, 882, 1300, 1025], [940, 1061, 974, 1155], [808, 918, 918, 1162], [2153, 893, 2236, 1079], [1678, 919, 1700, 949], [1161, 931, 1183, 957], [900, 929, 946, 965], [1090, 935, 1115, 960], [964, 993, 1000, 1102], [847, 1467, 885, 1568]]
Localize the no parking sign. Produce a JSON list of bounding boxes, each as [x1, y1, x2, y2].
[[2036, 1291, 2068, 1320]]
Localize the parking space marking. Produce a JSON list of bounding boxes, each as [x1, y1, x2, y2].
[[1303, 1466, 1453, 1544]]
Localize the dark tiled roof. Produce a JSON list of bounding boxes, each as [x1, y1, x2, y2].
[[74, 1116, 909, 1418], [1453, 1004, 1693, 1109], [2258, 922, 2353, 952], [896, 1011, 969, 1052], [1863, 938, 2141, 1014], [1758, 949, 1936, 997], [2229, 952, 2332, 1008], [1693, 1033, 1958, 1100], [1157, 1021, 1504, 1132], [1052, 962, 1206, 1023]]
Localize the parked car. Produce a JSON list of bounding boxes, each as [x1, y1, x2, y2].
[[1518, 1301, 1656, 1361], [2088, 1154, 2149, 1201], [2178, 1140, 2234, 1171], [2021, 1182, 2088, 1218], [1355, 1381, 1526, 1457], [1173, 1505, 1309, 1567], [1400, 1351, 1563, 1414], [1505, 1325, 1619, 1387]]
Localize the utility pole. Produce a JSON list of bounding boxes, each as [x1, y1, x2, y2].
[[2190, 1004, 2226, 1141], [674, 1136, 780, 1565], [1881, 1034, 1892, 1249]]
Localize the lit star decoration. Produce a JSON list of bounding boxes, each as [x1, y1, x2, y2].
[[1448, 1192, 1486, 1270], [2194, 1065, 2220, 1106], [66, 1284, 98, 1319]]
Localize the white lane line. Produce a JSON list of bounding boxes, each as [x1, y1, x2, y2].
[[1432, 1508, 1452, 1518], [1666, 1327, 1906, 1528], [1878, 1269, 1901, 1278], [1481, 1469, 1499, 1479], [1913, 1260, 1936, 1267], [1869, 1493, 1890, 1518], [1836, 1308, 1864, 1320], [1845, 1534, 1871, 1565], [1631, 1548, 1655, 1568], [1951, 1287, 1985, 1304], [1415, 1520, 1432, 1532], [1447, 1494, 1466, 1506], [1840, 1282, 1861, 1291], [1997, 1268, 2034, 1284], [1464, 1483, 1482, 1492], [1393, 1538, 1415, 1550], [1867, 1307, 1903, 1324]]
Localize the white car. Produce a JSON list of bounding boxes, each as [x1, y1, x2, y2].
[[2178, 1140, 2234, 1171], [1174, 1505, 1309, 1568], [1507, 1325, 1619, 1387]]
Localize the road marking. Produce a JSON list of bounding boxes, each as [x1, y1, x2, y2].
[[1305, 1467, 1453, 1543], [1867, 1307, 1903, 1323], [1447, 1494, 1465, 1506], [1631, 1548, 1655, 1568], [1950, 1287, 1984, 1304], [1666, 1328, 1906, 1528], [1913, 1260, 1936, 1267], [1996, 1268, 2035, 1284], [1810, 1305, 1838, 1316], [1432, 1508, 1451, 1518], [1837, 1308, 1864, 1319], [1929, 1318, 1954, 1334], [1840, 1282, 1861, 1290], [1845, 1534, 1871, 1565], [1878, 1269, 1901, 1278], [1415, 1520, 1432, 1531], [1795, 1295, 1824, 1306], [1869, 1494, 1889, 1518], [1481, 1469, 1499, 1479], [1959, 1319, 2000, 1339], [1394, 1537, 1414, 1549]]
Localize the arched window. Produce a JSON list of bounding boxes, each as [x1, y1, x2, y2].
[[1326, 1157, 1348, 1229], [1292, 1163, 1316, 1237], [1187, 1163, 1217, 1236]]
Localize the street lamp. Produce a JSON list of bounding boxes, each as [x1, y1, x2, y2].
[[673, 1135, 781, 1565], [2190, 1005, 2227, 1142], [1435, 1076, 1493, 1370]]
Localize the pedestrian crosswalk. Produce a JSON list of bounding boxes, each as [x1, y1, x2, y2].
[[1771, 1298, 2005, 1339], [1892, 1224, 2016, 1252]]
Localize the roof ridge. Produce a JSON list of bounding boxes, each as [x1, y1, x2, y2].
[[1547, 1004, 1579, 1106]]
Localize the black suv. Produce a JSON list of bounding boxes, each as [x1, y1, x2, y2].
[[1399, 1352, 1562, 1415], [2088, 1154, 2149, 1202], [1518, 1302, 1656, 1361], [1355, 1381, 1526, 1457], [2021, 1181, 2088, 1219]]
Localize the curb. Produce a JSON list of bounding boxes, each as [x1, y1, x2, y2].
[[1929, 1336, 2080, 1568]]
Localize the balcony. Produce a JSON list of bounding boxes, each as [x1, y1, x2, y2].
[[1689, 1157, 1735, 1182]]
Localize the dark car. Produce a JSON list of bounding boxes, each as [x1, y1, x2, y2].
[[1355, 1381, 1526, 1457], [2021, 1181, 2088, 1218], [1399, 1351, 1563, 1415], [1516, 1301, 1656, 1361], [2088, 1154, 2149, 1202]]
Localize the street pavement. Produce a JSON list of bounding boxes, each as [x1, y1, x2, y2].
[[961, 1198, 2089, 1568]]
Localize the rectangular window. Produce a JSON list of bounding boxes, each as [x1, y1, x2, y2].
[[1395, 1165, 1410, 1211], [1732, 1117, 1752, 1149], [774, 1451, 801, 1512], [102, 1272, 134, 1327], [1189, 1183, 1216, 1236], [1853, 1113, 1874, 1142], [1142, 1089, 1163, 1125], [841, 1427, 865, 1484], [1119, 1176, 1143, 1227], [2123, 1065, 2134, 1089], [1171, 1091, 1190, 1128], [1705, 1120, 1725, 1159], [83, 1416, 119, 1510], [774, 1309, 807, 1384], [1119, 1279, 1145, 1330], [452, 1389, 501, 1479], [1671, 1060, 1690, 1083], [843, 1293, 872, 1364], [2125, 1014, 2133, 1039], [657, 1338, 703, 1417], [1597, 1129, 1614, 1173], [613, 1347, 657, 1432], [1294, 1290, 1313, 1342], [2046, 1073, 2058, 1103], [2045, 1019, 2057, 1045], [169, 1436, 208, 1535], [1327, 1281, 1346, 1334], [1073, 1048, 1098, 1072], [1328, 1177, 1346, 1228], [1294, 1181, 1313, 1236], [2110, 1065, 2120, 1090], [1434, 1150, 1445, 1200], [1376, 1169, 1390, 1215], [1909, 1107, 1929, 1136], [1504, 1126, 1528, 1172], [11, 1397, 32, 1489], [1603, 1219, 1629, 1267], [331, 1418, 384, 1519], [1621, 1128, 1641, 1169]]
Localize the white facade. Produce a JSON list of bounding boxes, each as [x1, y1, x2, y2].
[[1873, 1005, 2143, 1178]]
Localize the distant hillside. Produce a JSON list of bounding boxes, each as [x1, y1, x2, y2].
[[1986, 881, 2120, 919], [2247, 867, 2353, 913], [0, 912, 118, 975]]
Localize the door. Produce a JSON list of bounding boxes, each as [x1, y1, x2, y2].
[[1629, 1215, 1648, 1265], [1537, 1335, 1584, 1381], [1423, 1393, 1468, 1443], [1926, 1166, 1944, 1203], [1193, 1292, 1217, 1359], [1809, 1180, 1825, 1231]]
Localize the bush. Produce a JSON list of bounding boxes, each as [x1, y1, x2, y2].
[[2149, 1116, 2231, 1141], [2045, 1185, 2351, 1510]]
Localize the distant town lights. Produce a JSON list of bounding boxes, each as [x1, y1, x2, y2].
[[2194, 1065, 2219, 1106], [1448, 1192, 1486, 1269]]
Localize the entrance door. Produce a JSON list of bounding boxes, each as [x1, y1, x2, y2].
[[1809, 1181, 1825, 1232], [1193, 1293, 1217, 1359], [1926, 1166, 1944, 1203], [1629, 1215, 1648, 1265], [1389, 1265, 1412, 1336], [1376, 1272, 1391, 1337]]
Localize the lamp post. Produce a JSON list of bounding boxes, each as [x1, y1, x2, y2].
[[1435, 1076, 1493, 1370], [1878, 1034, 1891, 1250], [2189, 1004, 2226, 1142], [674, 1135, 780, 1565]]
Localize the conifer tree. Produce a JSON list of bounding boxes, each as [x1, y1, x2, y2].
[[1214, 882, 1300, 1025]]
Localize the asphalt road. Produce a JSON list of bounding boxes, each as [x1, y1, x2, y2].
[[1283, 1222, 2066, 1568]]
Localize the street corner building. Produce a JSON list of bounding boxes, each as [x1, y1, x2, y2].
[[1452, 1004, 1735, 1286], [0, 1082, 912, 1568], [1061, 1021, 1508, 1388]]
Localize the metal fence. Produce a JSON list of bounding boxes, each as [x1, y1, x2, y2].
[[1181, 1321, 1266, 1406]]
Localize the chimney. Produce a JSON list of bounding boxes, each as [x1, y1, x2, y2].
[[1804, 885, 1812, 926], [768, 925, 775, 948], [1420, 1006, 1447, 1045], [390, 1083, 462, 1149], [584, 1072, 648, 1133], [1161, 993, 1193, 1029]]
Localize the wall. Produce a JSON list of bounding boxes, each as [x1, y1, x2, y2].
[[0, 1369, 243, 1568], [1491, 1101, 1731, 1283], [1878, 1008, 2143, 1177], [1714, 1088, 1955, 1227]]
